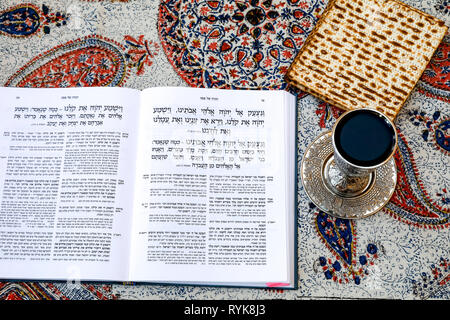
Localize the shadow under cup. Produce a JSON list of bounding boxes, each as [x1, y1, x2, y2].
[[332, 109, 398, 177]]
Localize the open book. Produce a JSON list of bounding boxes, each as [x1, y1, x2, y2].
[[0, 86, 297, 289]]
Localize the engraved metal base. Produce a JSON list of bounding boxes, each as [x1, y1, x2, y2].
[[301, 131, 397, 219], [322, 154, 375, 198]]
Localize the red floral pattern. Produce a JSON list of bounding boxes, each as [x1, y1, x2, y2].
[[158, 0, 326, 89], [5, 35, 159, 88]]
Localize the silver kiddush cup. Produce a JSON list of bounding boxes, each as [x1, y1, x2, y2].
[[324, 109, 398, 198], [301, 108, 399, 219]]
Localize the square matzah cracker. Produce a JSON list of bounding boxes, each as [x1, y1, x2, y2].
[[285, 0, 448, 120]]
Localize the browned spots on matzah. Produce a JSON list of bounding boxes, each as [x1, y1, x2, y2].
[[285, 0, 448, 120]]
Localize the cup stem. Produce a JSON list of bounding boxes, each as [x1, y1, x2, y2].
[[323, 154, 375, 198]]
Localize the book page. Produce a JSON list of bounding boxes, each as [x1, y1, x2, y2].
[[0, 87, 140, 282], [130, 87, 294, 286]]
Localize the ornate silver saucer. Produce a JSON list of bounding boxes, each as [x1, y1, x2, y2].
[[301, 131, 397, 219]]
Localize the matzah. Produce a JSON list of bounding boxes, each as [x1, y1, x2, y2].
[[285, 0, 448, 120]]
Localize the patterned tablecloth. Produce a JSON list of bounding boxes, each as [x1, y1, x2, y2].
[[0, 0, 448, 300]]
